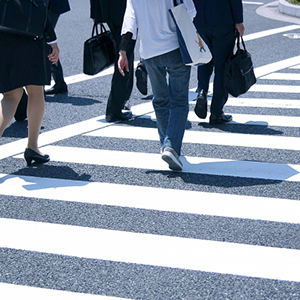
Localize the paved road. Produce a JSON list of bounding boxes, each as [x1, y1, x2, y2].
[[0, 1, 300, 299]]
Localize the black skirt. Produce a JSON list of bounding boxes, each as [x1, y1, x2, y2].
[[0, 32, 51, 93]]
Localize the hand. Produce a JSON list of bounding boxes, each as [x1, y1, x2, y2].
[[235, 23, 245, 37], [48, 43, 59, 65], [118, 50, 129, 76]]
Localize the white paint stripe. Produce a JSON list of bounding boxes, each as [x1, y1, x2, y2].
[[290, 65, 300, 69], [144, 110, 300, 128], [243, 1, 263, 4], [14, 146, 300, 182], [226, 97, 300, 109], [0, 102, 154, 161], [0, 283, 125, 300], [86, 125, 300, 151], [249, 84, 300, 93], [1, 218, 300, 282], [243, 25, 300, 42], [254, 55, 300, 78], [45, 61, 140, 88], [261, 73, 300, 81], [0, 173, 300, 224], [188, 92, 300, 109]]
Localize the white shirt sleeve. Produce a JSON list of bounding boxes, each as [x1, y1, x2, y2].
[[121, 0, 137, 40]]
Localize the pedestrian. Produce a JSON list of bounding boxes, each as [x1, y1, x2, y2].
[[193, 0, 245, 124], [44, 0, 71, 95], [90, 0, 135, 123], [14, 0, 70, 122], [118, 0, 196, 171], [0, 13, 59, 166]]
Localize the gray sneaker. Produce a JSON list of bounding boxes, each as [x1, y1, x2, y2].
[[161, 147, 183, 171]]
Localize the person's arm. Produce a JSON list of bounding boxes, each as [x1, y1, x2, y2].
[[118, 32, 133, 76]]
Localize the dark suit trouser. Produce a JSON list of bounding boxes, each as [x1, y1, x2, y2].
[[196, 24, 236, 115], [48, 9, 65, 85], [105, 23, 135, 116]]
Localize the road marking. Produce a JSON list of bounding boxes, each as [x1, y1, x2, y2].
[[0, 173, 299, 224], [249, 84, 300, 93], [261, 72, 300, 80], [1, 218, 300, 282], [254, 55, 300, 78], [243, 25, 300, 42], [144, 110, 300, 127], [243, 1, 264, 4], [0, 102, 154, 160], [0, 283, 126, 300], [86, 125, 300, 150], [14, 145, 300, 182]]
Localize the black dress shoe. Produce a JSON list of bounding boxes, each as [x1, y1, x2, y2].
[[135, 62, 148, 95], [209, 113, 232, 125], [24, 148, 50, 166], [105, 111, 133, 123], [45, 83, 68, 95], [194, 90, 207, 119]]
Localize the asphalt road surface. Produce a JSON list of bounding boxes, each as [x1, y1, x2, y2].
[[0, 1, 300, 299]]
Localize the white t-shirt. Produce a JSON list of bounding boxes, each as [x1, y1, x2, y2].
[[121, 0, 197, 60]]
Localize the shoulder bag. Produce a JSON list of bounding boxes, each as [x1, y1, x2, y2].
[[224, 35, 257, 97], [169, 0, 212, 66]]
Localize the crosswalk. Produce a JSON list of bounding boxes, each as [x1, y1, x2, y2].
[[0, 60, 300, 298]]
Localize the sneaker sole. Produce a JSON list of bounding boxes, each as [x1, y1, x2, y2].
[[162, 153, 182, 171]]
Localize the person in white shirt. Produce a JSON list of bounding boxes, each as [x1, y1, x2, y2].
[[118, 0, 196, 171]]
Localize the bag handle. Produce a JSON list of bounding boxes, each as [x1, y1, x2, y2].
[[92, 22, 107, 37], [236, 34, 246, 51], [173, 0, 183, 6]]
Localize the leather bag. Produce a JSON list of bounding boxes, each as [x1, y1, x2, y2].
[[224, 35, 257, 97], [83, 24, 117, 76], [0, 0, 49, 38]]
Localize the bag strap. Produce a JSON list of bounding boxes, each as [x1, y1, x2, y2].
[[92, 22, 107, 37], [236, 34, 246, 51], [173, 0, 183, 6]]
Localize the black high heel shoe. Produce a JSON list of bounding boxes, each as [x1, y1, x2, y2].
[[24, 148, 50, 166]]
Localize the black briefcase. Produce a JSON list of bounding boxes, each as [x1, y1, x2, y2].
[[83, 24, 117, 76], [224, 35, 256, 97]]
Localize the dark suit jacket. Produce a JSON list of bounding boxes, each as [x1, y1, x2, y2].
[[90, 0, 126, 26], [49, 0, 70, 15], [193, 0, 243, 27]]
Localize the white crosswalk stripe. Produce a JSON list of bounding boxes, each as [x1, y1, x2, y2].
[[1, 56, 300, 298]]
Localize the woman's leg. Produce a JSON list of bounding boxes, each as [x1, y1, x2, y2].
[[25, 85, 45, 154], [0, 88, 23, 137]]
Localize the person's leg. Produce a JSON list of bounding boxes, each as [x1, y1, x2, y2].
[[45, 9, 67, 95], [164, 49, 190, 155], [25, 85, 45, 153], [0, 88, 23, 136], [210, 25, 236, 116], [194, 26, 213, 119], [105, 23, 135, 120], [144, 56, 169, 148]]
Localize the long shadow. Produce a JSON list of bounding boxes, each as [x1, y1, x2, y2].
[[45, 94, 100, 106], [146, 157, 299, 188], [5, 165, 92, 189], [198, 122, 284, 136]]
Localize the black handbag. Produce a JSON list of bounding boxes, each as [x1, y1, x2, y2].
[[0, 0, 49, 38], [83, 24, 117, 76], [224, 35, 256, 97]]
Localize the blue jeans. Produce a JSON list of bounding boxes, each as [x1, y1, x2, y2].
[[144, 49, 191, 155]]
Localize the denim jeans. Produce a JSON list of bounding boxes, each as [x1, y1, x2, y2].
[[144, 49, 191, 155]]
